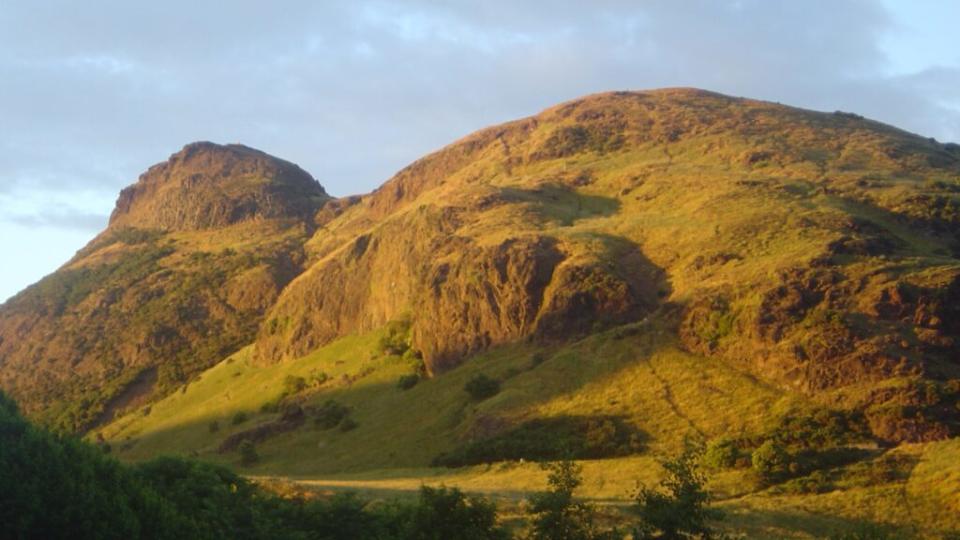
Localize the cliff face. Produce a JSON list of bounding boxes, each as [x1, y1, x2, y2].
[[3, 89, 960, 442], [0, 143, 328, 432]]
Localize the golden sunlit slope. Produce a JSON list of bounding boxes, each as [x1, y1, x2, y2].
[[26, 87, 956, 537], [255, 88, 960, 442], [0, 142, 329, 432], [2, 87, 960, 456]]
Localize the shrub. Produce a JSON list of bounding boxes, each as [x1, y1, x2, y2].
[[526, 460, 618, 540], [634, 440, 723, 539], [703, 438, 741, 470], [283, 375, 307, 396], [433, 416, 645, 467], [465, 374, 501, 401], [208, 420, 220, 433], [377, 319, 411, 356], [398, 486, 510, 540], [314, 400, 351, 430], [780, 470, 833, 495], [397, 374, 419, 390], [401, 348, 423, 363], [752, 440, 794, 483], [238, 440, 258, 466], [310, 371, 329, 386], [767, 408, 868, 449], [339, 418, 359, 432], [231, 411, 249, 425]]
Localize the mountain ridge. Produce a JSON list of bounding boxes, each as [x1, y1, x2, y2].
[[1, 88, 959, 446]]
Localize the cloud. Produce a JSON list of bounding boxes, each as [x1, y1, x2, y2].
[[5, 211, 108, 232], [0, 0, 957, 205]]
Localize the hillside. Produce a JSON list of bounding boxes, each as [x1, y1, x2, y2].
[[254, 88, 960, 443], [2, 88, 960, 536], [0, 142, 329, 431]]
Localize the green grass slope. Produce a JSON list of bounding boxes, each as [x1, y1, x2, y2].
[[102, 316, 960, 537]]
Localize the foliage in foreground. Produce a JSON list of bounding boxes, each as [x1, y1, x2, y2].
[[632, 440, 724, 540], [2, 390, 912, 539], [0, 389, 510, 539], [526, 460, 619, 540]]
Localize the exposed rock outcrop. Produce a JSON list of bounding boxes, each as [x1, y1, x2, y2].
[[110, 142, 329, 231]]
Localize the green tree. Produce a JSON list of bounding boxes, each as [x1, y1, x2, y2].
[[526, 460, 618, 540], [751, 440, 793, 483], [398, 485, 510, 540], [633, 440, 723, 539], [702, 438, 740, 470]]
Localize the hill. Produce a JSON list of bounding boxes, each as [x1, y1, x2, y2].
[[2, 88, 960, 536], [0, 142, 329, 431]]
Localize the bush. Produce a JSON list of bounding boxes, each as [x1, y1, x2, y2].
[[433, 416, 645, 467], [526, 460, 618, 540], [465, 374, 501, 401], [767, 408, 868, 448], [780, 470, 833, 495], [208, 420, 220, 433], [752, 440, 794, 483], [378, 319, 411, 356], [703, 438, 742, 469], [397, 374, 419, 390], [283, 375, 307, 396], [634, 440, 723, 539], [310, 371, 329, 386], [238, 440, 259, 466], [314, 400, 351, 430], [231, 411, 249, 425], [401, 348, 423, 363], [398, 486, 510, 540], [339, 418, 359, 432]]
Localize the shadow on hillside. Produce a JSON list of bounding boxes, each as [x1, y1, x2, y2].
[[499, 182, 620, 226]]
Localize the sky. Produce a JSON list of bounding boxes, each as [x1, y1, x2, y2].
[[1, 1, 958, 303]]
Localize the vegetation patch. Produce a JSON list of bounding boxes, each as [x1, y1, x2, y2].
[[464, 374, 501, 401], [706, 407, 875, 485], [312, 400, 353, 431], [432, 416, 646, 467]]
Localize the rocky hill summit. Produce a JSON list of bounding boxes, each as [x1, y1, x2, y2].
[[109, 142, 329, 231], [2, 89, 960, 444], [0, 142, 329, 431]]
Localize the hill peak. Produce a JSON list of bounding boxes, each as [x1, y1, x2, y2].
[[109, 141, 329, 231]]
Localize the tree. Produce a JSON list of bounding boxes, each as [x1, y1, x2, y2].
[[399, 485, 510, 540], [751, 440, 793, 483], [633, 440, 723, 539], [526, 460, 618, 540], [702, 438, 740, 470]]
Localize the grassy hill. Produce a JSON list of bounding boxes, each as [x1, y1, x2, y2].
[[4, 88, 960, 537]]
